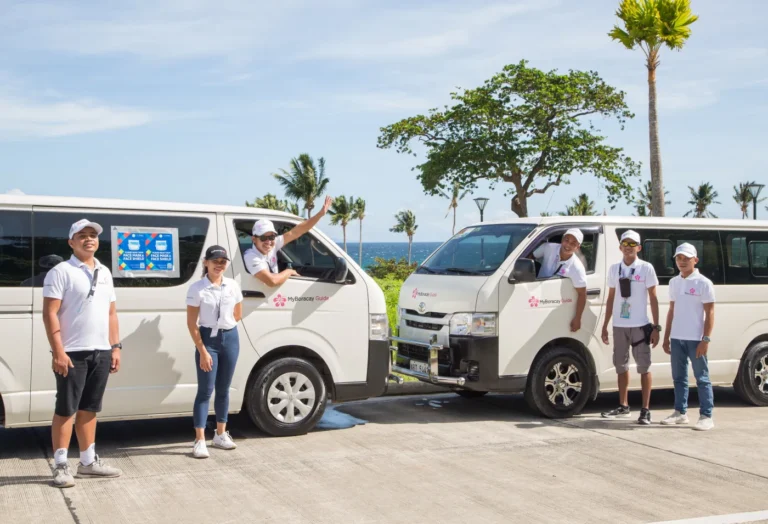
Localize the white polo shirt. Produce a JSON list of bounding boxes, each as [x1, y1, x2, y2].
[[243, 235, 285, 275], [533, 243, 588, 288], [186, 276, 243, 333], [607, 258, 659, 328], [669, 270, 716, 341], [43, 256, 116, 352]]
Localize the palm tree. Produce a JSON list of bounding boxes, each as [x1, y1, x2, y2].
[[438, 181, 470, 235], [540, 212, 553, 217], [733, 181, 766, 219], [352, 198, 366, 266], [390, 210, 418, 264], [286, 201, 301, 216], [634, 180, 671, 215], [246, 193, 284, 210], [273, 154, 330, 217], [561, 194, 597, 216], [633, 203, 649, 217], [684, 183, 720, 218], [328, 196, 354, 253], [609, 0, 698, 217]]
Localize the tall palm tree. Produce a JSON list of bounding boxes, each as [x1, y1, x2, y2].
[[352, 198, 366, 266], [390, 210, 418, 264], [684, 183, 720, 218], [438, 181, 470, 235], [328, 196, 354, 253], [273, 154, 330, 217], [733, 181, 766, 219], [610, 0, 698, 217], [286, 201, 301, 216], [634, 180, 671, 215], [561, 194, 597, 216]]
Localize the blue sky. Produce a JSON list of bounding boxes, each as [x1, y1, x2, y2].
[[1, 0, 766, 242]]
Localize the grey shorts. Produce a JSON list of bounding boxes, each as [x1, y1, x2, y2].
[[612, 326, 651, 374]]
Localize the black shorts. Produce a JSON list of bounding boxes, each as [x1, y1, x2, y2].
[[54, 350, 112, 417]]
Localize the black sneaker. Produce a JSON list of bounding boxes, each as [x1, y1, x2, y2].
[[601, 405, 631, 418], [637, 408, 651, 425]]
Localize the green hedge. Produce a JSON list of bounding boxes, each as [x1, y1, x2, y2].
[[372, 277, 402, 332]]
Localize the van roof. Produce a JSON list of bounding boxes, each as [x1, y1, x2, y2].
[[469, 214, 768, 230], [0, 193, 299, 218]]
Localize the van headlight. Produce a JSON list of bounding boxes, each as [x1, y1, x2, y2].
[[449, 313, 497, 337], [396, 307, 403, 327], [370, 314, 389, 341]]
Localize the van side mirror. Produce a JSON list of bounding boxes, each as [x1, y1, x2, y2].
[[508, 258, 536, 283], [334, 257, 349, 283]]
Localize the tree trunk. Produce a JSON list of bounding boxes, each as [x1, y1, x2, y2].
[[342, 226, 347, 253], [648, 63, 665, 217], [358, 219, 363, 266], [452, 206, 456, 235], [408, 236, 412, 265], [510, 194, 528, 218]]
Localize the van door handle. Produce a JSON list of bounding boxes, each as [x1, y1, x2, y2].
[[243, 291, 265, 298], [587, 288, 601, 297]]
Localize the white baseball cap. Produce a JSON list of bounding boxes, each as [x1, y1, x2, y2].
[[69, 219, 103, 239], [675, 243, 698, 259], [620, 230, 641, 244], [252, 219, 278, 237], [563, 228, 584, 244]]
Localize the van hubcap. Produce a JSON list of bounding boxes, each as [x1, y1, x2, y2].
[[755, 355, 768, 396], [544, 361, 582, 408], [267, 372, 316, 423]]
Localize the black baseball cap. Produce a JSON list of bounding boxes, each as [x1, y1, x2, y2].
[[204, 245, 230, 261]]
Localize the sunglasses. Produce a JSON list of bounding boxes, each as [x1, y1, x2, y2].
[[621, 241, 639, 247], [258, 234, 277, 242]]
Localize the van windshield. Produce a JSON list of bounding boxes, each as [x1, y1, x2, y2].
[[417, 223, 536, 275]]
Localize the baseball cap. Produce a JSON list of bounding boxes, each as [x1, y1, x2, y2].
[[563, 228, 584, 244], [204, 245, 230, 261], [252, 219, 278, 237], [674, 243, 698, 259], [620, 230, 641, 244], [69, 219, 103, 239]]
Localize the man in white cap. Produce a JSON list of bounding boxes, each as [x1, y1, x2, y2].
[[600, 230, 661, 424], [42, 219, 123, 488], [244, 195, 333, 286], [661, 243, 716, 431], [532, 228, 588, 332]]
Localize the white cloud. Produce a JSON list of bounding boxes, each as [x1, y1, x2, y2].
[[4, 188, 25, 195]]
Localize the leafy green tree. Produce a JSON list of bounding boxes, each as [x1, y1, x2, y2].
[[352, 198, 366, 266], [633, 179, 671, 215], [733, 181, 765, 219], [377, 61, 639, 218], [390, 210, 418, 264], [273, 154, 330, 217], [246, 193, 282, 210], [684, 183, 720, 218], [366, 257, 417, 281], [560, 193, 597, 216], [609, 0, 698, 216], [286, 201, 301, 216], [438, 181, 471, 235], [328, 196, 354, 253]]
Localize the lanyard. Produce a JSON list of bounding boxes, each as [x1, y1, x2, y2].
[[87, 267, 100, 301], [619, 265, 636, 279], [210, 281, 225, 337]]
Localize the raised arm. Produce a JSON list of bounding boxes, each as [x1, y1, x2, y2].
[[283, 196, 332, 245]]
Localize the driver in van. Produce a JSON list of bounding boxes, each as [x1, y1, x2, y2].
[[244, 195, 333, 286], [531, 228, 588, 332]]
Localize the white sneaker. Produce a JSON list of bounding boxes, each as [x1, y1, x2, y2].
[[212, 431, 237, 450], [660, 411, 689, 425], [693, 416, 714, 431], [193, 439, 209, 459]]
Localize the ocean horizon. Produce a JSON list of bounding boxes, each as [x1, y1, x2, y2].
[[333, 241, 443, 268]]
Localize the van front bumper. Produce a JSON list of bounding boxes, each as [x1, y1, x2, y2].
[[390, 335, 467, 386]]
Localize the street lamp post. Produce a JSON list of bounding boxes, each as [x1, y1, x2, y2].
[[473, 197, 489, 222], [747, 183, 765, 220]]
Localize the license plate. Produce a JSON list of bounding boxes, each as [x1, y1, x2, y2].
[[410, 360, 429, 374]]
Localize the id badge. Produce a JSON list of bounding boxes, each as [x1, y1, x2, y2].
[[620, 301, 631, 319]]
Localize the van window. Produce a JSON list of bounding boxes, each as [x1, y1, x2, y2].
[[0, 210, 33, 286], [618, 229, 724, 285], [418, 223, 536, 275], [32, 212, 209, 287], [723, 232, 768, 283], [525, 229, 599, 276]]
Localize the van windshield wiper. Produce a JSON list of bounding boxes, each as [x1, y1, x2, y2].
[[417, 266, 439, 274], [444, 267, 482, 275]]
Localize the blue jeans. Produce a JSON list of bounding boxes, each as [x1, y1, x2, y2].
[[671, 339, 713, 417], [193, 327, 240, 429]]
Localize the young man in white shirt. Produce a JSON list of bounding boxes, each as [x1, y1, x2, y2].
[[42, 219, 123, 488], [244, 195, 333, 286], [532, 228, 588, 332], [661, 243, 716, 431], [600, 230, 661, 424]]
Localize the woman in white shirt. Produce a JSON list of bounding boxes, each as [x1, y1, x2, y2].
[[186, 245, 244, 458]]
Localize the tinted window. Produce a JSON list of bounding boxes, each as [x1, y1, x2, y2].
[[33, 212, 209, 287], [0, 210, 33, 286], [723, 231, 768, 283], [618, 228, 724, 285]]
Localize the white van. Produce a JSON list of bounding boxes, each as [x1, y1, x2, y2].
[[391, 216, 768, 418], [0, 194, 390, 436]]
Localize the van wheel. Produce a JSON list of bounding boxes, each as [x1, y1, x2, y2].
[[246, 357, 328, 437], [525, 347, 591, 419], [454, 389, 488, 399], [734, 342, 768, 407]]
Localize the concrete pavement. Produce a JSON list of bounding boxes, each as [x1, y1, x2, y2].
[[2, 387, 768, 524]]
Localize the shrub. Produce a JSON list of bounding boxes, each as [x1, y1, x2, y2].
[[372, 277, 402, 332], [366, 257, 417, 281]]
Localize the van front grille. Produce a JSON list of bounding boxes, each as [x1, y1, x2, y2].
[[397, 343, 450, 365], [405, 320, 442, 331], [404, 310, 447, 318]]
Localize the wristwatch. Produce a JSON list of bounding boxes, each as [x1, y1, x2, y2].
[[111, 343, 123, 350], [701, 336, 711, 343], [653, 325, 662, 332]]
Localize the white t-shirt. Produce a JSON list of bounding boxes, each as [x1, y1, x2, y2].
[[607, 258, 659, 328], [533, 243, 588, 288], [669, 270, 716, 341], [243, 235, 286, 275], [186, 276, 243, 332], [43, 256, 116, 352]]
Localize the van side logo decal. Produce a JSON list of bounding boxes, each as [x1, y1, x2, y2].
[[529, 296, 540, 308], [273, 294, 287, 307], [412, 288, 437, 299], [529, 296, 574, 308]]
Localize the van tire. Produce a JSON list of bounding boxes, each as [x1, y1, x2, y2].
[[525, 347, 591, 419], [454, 389, 488, 399], [246, 357, 327, 437], [734, 342, 768, 407]]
